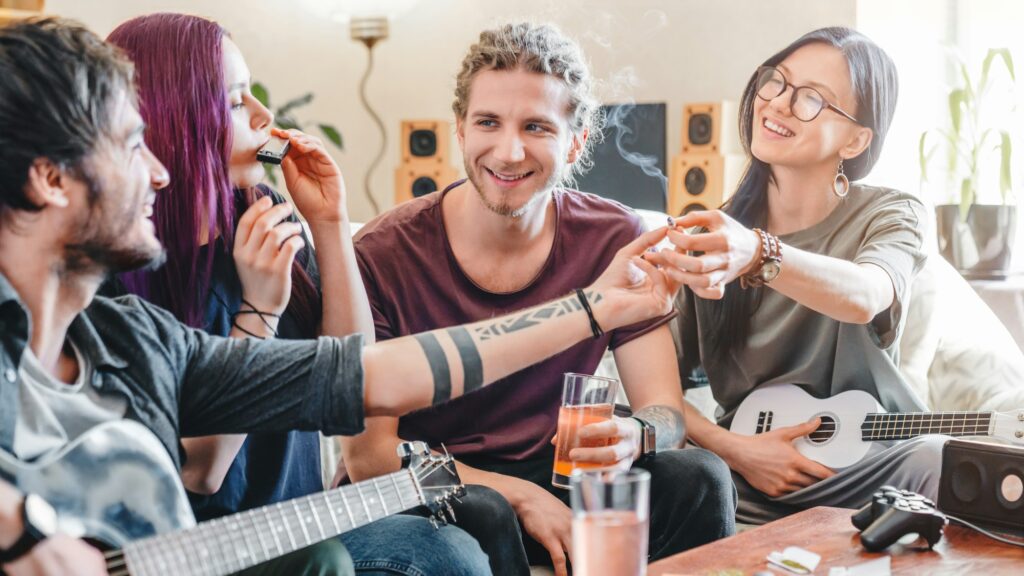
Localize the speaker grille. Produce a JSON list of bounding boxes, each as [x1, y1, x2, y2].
[[411, 176, 438, 197], [409, 129, 438, 157], [684, 167, 707, 195], [688, 113, 713, 146]]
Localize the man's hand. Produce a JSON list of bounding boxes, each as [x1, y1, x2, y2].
[[275, 127, 347, 224], [2, 535, 107, 576], [512, 482, 574, 576], [569, 416, 641, 471], [589, 227, 678, 330], [723, 418, 835, 497]]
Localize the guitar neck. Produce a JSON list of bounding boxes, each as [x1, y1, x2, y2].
[[861, 411, 994, 441], [114, 469, 422, 576]]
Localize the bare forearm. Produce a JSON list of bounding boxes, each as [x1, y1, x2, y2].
[[180, 435, 247, 495], [633, 404, 686, 450], [362, 290, 601, 417], [0, 480, 23, 548], [454, 461, 536, 509], [770, 245, 893, 324], [309, 220, 375, 341]]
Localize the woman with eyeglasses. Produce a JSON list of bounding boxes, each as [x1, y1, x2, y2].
[[649, 27, 938, 524]]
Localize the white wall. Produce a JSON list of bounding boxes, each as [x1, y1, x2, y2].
[[46, 0, 856, 222]]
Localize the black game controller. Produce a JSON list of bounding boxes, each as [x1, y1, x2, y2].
[[852, 486, 947, 551]]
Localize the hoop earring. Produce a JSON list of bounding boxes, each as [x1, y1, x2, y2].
[[833, 158, 850, 198]]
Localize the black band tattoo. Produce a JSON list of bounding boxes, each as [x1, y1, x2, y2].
[[447, 326, 483, 393], [414, 333, 451, 404], [473, 291, 604, 341], [633, 405, 686, 450]]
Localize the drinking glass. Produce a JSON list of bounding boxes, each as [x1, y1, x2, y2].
[[570, 469, 650, 576], [551, 373, 620, 489]]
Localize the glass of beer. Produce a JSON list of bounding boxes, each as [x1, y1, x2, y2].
[[570, 469, 650, 576], [551, 373, 619, 489]]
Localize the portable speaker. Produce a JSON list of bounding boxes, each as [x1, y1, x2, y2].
[[667, 153, 746, 216], [938, 439, 1024, 536], [681, 102, 741, 155]]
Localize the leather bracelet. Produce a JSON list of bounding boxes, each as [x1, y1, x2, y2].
[[575, 289, 604, 339]]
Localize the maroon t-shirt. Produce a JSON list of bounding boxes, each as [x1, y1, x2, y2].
[[354, 181, 672, 461]]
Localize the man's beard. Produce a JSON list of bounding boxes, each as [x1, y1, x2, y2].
[[62, 170, 165, 276], [466, 161, 563, 219]]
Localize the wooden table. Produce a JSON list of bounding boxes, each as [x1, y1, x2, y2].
[[648, 506, 1023, 575]]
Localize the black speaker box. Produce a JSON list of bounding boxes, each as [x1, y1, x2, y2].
[[938, 439, 1024, 536]]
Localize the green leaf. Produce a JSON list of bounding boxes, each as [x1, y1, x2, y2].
[[918, 131, 936, 183], [276, 116, 301, 131], [960, 177, 974, 221], [981, 48, 1015, 92], [318, 124, 343, 150], [278, 93, 314, 117], [998, 130, 1013, 202], [251, 82, 270, 108], [948, 88, 966, 137]]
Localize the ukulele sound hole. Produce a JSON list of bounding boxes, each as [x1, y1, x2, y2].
[[808, 415, 837, 444]]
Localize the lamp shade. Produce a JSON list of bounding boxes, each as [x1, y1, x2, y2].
[[297, 0, 420, 22]]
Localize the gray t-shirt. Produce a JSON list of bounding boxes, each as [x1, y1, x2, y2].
[[13, 341, 127, 461], [676, 185, 929, 426]]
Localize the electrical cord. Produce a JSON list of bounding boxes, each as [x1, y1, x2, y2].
[[945, 513, 1024, 548]]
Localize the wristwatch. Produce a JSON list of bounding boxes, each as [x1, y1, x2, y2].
[[631, 416, 657, 462], [0, 494, 58, 563], [740, 228, 783, 289]]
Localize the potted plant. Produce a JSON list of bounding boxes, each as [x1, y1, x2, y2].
[[920, 48, 1016, 279]]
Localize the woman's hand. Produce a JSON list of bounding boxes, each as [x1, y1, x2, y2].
[[644, 210, 762, 299], [588, 227, 679, 330], [233, 195, 304, 316], [274, 127, 347, 224]]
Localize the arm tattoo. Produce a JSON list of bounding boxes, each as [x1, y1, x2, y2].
[[473, 290, 603, 341], [446, 326, 483, 393], [414, 333, 451, 404], [633, 404, 686, 450]]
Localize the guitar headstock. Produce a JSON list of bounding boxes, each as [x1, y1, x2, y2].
[[398, 441, 465, 524], [993, 410, 1024, 445]]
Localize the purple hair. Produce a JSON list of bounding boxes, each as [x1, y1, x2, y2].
[[108, 13, 319, 330]]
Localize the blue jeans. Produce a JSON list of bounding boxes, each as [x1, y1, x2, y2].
[[340, 514, 491, 575]]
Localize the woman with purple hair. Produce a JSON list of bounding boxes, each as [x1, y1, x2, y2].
[[106, 13, 489, 576]]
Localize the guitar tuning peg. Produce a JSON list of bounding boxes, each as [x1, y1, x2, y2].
[[429, 516, 440, 530], [445, 502, 457, 522]]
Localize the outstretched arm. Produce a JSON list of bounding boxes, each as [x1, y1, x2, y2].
[[361, 227, 677, 416]]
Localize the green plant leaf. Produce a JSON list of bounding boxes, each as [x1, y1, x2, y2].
[[981, 48, 1015, 92], [318, 124, 343, 150], [960, 177, 974, 221], [278, 93, 314, 117], [276, 116, 301, 131], [948, 88, 966, 137], [998, 130, 1013, 202], [918, 131, 937, 183], [251, 82, 270, 108]]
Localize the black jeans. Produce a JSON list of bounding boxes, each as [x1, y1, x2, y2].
[[450, 447, 737, 576]]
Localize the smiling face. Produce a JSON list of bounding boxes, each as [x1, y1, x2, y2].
[[750, 42, 872, 171], [223, 37, 274, 189], [63, 88, 170, 273], [457, 68, 583, 218]]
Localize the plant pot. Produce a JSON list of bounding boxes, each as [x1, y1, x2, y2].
[[935, 204, 1017, 279]]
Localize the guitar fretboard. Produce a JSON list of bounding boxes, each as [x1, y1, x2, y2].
[[860, 411, 993, 441], [114, 470, 421, 576]]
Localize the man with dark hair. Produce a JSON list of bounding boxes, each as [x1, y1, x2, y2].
[[0, 18, 677, 575], [343, 22, 736, 576]]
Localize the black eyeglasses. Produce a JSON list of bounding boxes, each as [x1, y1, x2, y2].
[[754, 66, 861, 125]]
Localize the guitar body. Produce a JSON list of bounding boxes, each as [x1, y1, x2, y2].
[[731, 384, 885, 469], [0, 420, 195, 547]]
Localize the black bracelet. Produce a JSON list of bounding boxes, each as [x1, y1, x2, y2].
[[236, 298, 280, 337], [575, 288, 604, 339], [232, 320, 267, 339]]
